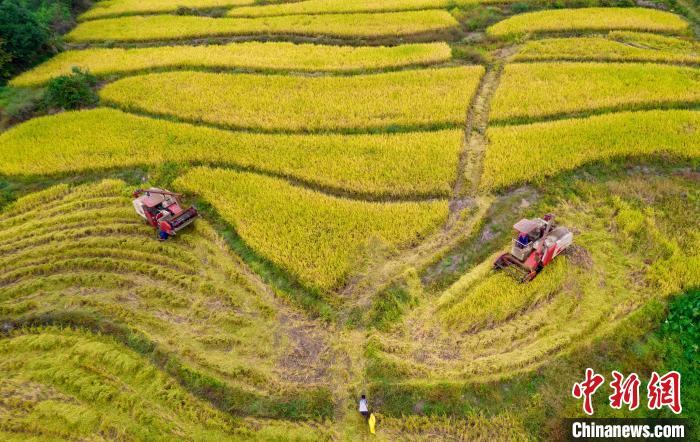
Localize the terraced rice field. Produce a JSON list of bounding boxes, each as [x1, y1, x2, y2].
[[490, 62, 700, 123], [10, 42, 452, 87], [487, 7, 690, 37], [0, 330, 333, 440], [514, 32, 700, 64], [2, 1, 700, 439], [99, 67, 482, 132], [481, 109, 700, 190], [228, 0, 471, 17], [65, 10, 460, 42], [79, 0, 255, 21], [175, 168, 449, 291], [0, 181, 335, 413], [369, 176, 699, 382], [0, 109, 463, 197]]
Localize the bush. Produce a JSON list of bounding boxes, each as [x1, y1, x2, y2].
[[44, 66, 97, 109], [662, 290, 700, 362]]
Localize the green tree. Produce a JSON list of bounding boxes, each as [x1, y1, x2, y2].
[[0, 0, 49, 77], [0, 38, 12, 80]]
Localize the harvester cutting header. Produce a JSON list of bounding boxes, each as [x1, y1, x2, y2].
[[132, 188, 198, 240], [494, 214, 573, 282]]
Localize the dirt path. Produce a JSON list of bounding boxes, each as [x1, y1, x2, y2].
[[459, 46, 515, 199], [339, 46, 515, 312]]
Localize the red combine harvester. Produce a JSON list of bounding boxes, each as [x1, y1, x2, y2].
[[493, 214, 573, 282], [132, 188, 198, 240]]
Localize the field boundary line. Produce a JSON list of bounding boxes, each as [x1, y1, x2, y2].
[[509, 58, 700, 67], [65, 30, 460, 50], [16, 60, 463, 88], [489, 101, 700, 127], [97, 103, 466, 136]]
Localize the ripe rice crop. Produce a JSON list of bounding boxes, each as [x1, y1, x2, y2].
[[514, 34, 700, 64], [228, 0, 474, 17], [608, 30, 700, 52], [0, 108, 463, 198], [439, 258, 568, 332], [174, 168, 449, 291], [65, 10, 460, 42], [10, 41, 452, 87], [0, 180, 335, 412], [490, 62, 700, 123], [481, 109, 700, 190], [370, 175, 699, 380], [0, 330, 333, 440], [99, 67, 483, 132], [487, 8, 689, 38], [0, 330, 237, 440], [80, 0, 253, 21]]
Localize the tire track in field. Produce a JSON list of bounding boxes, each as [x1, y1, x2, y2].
[[338, 48, 517, 309], [453, 46, 515, 207]]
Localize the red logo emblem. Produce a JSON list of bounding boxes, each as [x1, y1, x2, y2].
[[572, 368, 606, 415], [647, 371, 682, 414], [609, 370, 641, 411]]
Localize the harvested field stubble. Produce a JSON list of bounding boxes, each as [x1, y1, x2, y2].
[[369, 174, 699, 381], [0, 330, 237, 440], [0, 330, 335, 440], [0, 180, 335, 417]]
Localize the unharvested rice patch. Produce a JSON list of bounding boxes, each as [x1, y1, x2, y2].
[[10, 42, 452, 87], [487, 7, 689, 38], [481, 109, 700, 190], [99, 67, 484, 132], [490, 62, 700, 123], [65, 10, 460, 42], [514, 34, 700, 64], [174, 168, 449, 292], [79, 0, 254, 21], [228, 0, 474, 17], [0, 108, 463, 198]]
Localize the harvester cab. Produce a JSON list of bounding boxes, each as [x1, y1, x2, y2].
[[132, 188, 198, 239], [493, 214, 573, 282]]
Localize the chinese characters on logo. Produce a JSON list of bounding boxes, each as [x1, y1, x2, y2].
[[572, 369, 681, 415], [572, 368, 605, 415]]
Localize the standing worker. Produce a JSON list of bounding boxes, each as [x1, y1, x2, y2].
[[358, 394, 369, 419], [359, 395, 376, 435]]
